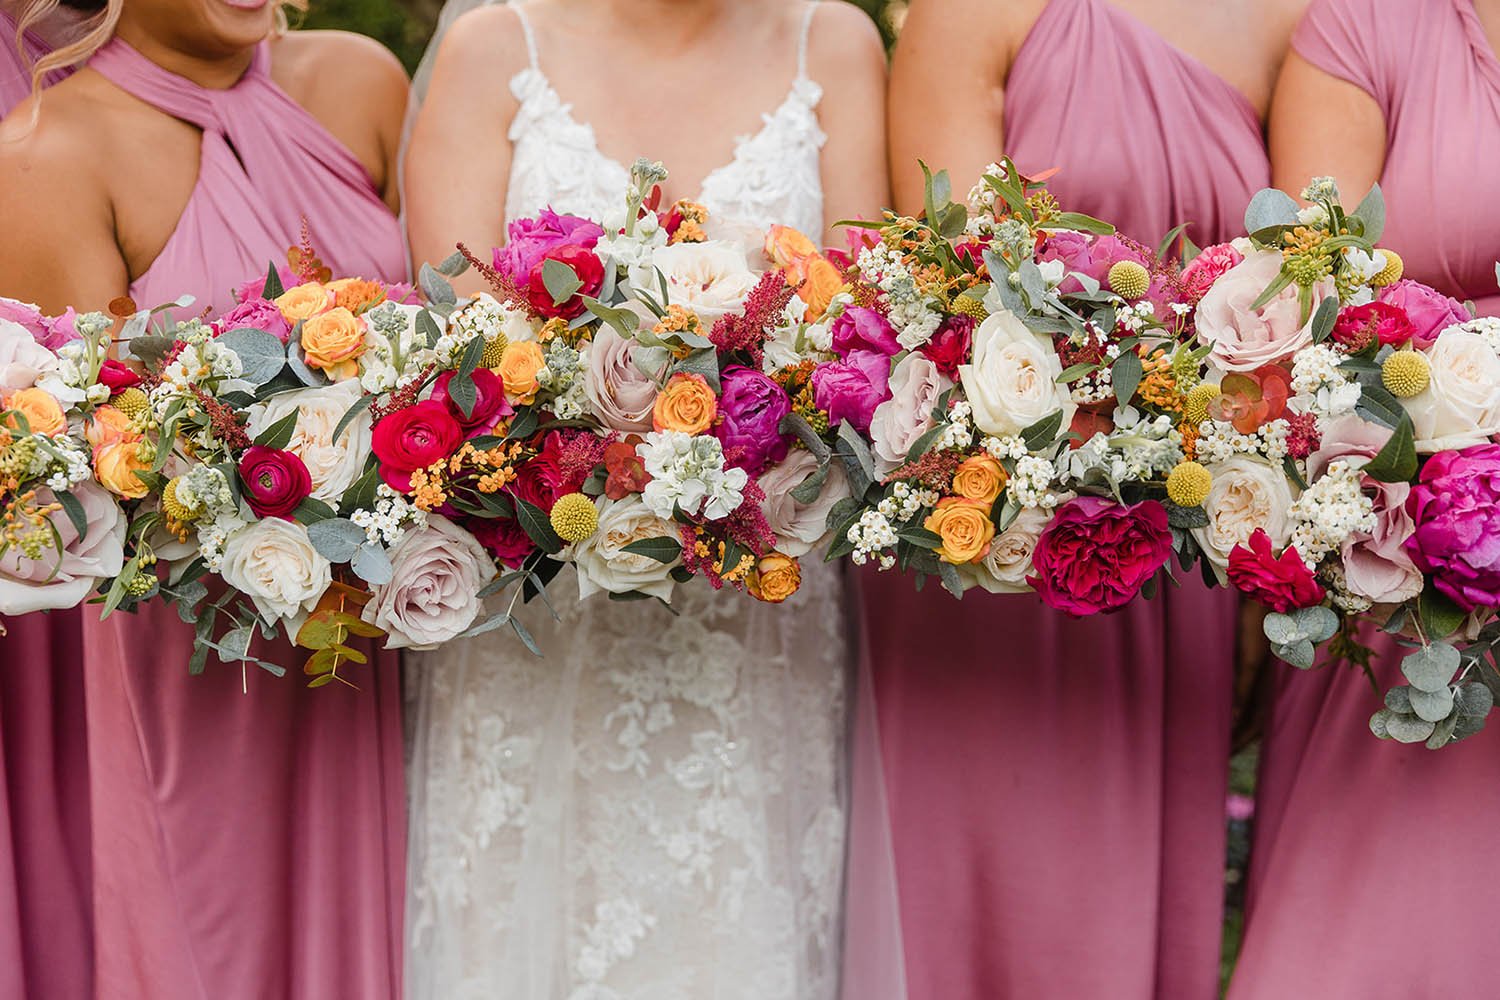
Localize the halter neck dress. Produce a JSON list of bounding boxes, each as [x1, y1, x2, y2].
[[1230, 1, 1500, 995], [76, 38, 408, 1000], [848, 2, 1268, 997]]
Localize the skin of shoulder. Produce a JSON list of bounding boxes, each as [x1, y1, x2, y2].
[[805, 1, 892, 233]]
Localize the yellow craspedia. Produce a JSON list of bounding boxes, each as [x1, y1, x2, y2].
[[1182, 383, 1222, 426], [114, 387, 150, 420], [1382, 350, 1431, 398], [480, 332, 510, 369], [549, 492, 599, 543], [1166, 461, 1213, 508], [951, 294, 989, 321], [1107, 260, 1151, 300], [1371, 249, 1404, 288], [162, 477, 199, 524]]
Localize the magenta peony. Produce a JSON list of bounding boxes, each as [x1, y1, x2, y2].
[[1404, 444, 1500, 611], [811, 350, 892, 435], [829, 306, 901, 358], [714, 365, 792, 474], [1027, 497, 1172, 615], [494, 209, 605, 284], [1226, 529, 1325, 612]]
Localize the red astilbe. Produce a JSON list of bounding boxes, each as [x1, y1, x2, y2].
[[708, 271, 797, 366], [725, 477, 777, 558], [883, 451, 963, 493], [455, 242, 536, 317], [288, 219, 333, 285], [370, 363, 437, 423], [190, 385, 252, 452], [554, 429, 612, 490]]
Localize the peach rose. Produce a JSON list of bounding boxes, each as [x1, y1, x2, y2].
[[924, 497, 995, 565], [748, 552, 802, 603], [765, 225, 842, 320], [652, 372, 718, 434], [4, 387, 66, 437], [798, 256, 844, 319], [274, 282, 335, 323], [300, 306, 366, 382], [85, 405, 137, 450], [94, 439, 149, 499], [952, 455, 1006, 505], [497, 340, 546, 403], [765, 225, 819, 267], [326, 277, 387, 314]]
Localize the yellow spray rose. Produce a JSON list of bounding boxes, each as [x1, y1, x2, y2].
[[300, 306, 367, 382], [3, 387, 66, 437], [924, 497, 996, 565], [496, 340, 546, 403], [748, 553, 801, 604]]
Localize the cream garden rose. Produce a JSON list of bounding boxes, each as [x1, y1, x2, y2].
[[584, 326, 660, 432], [758, 451, 849, 557], [0, 319, 58, 392], [571, 495, 681, 601], [958, 308, 1075, 437], [1196, 250, 1334, 372], [0, 482, 125, 615], [870, 352, 948, 472], [1405, 329, 1500, 452], [645, 241, 759, 321], [217, 517, 331, 628], [245, 379, 371, 503], [962, 504, 1052, 594], [1192, 455, 1296, 575], [361, 516, 494, 649]]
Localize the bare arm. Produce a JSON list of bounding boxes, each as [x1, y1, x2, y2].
[[404, 6, 527, 295], [1268, 50, 1385, 202], [888, 0, 1015, 215], [807, 2, 890, 243]]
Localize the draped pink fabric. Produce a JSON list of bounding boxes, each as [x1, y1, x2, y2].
[[0, 12, 92, 1000], [77, 38, 408, 1000], [1230, 2, 1500, 995], [846, 2, 1265, 997]]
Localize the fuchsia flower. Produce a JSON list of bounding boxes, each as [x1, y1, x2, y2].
[[371, 400, 464, 492], [216, 297, 292, 343], [1404, 444, 1500, 611], [714, 366, 792, 474], [811, 350, 892, 435], [829, 306, 901, 357], [235, 266, 299, 304], [469, 517, 536, 569], [1330, 301, 1414, 352], [919, 315, 974, 378], [97, 359, 141, 396], [432, 369, 512, 435], [493, 209, 605, 285], [1226, 529, 1325, 612], [1377, 280, 1471, 350], [1027, 497, 1173, 616], [238, 446, 313, 520]]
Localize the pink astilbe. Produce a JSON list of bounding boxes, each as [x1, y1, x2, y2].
[[555, 429, 613, 487], [709, 271, 796, 366], [456, 242, 536, 317], [725, 477, 778, 558], [1285, 411, 1321, 460]]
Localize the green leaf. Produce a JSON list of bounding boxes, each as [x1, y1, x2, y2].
[[1355, 382, 1407, 430], [897, 526, 942, 548], [339, 462, 381, 518], [350, 542, 393, 586], [1308, 295, 1340, 344], [1362, 414, 1417, 483], [515, 497, 563, 554], [510, 615, 542, 656], [331, 394, 374, 445], [448, 335, 487, 420], [1047, 211, 1114, 235], [419, 262, 457, 306], [291, 497, 338, 524], [1418, 584, 1467, 640], [54, 490, 88, 540], [1156, 223, 1191, 261], [1243, 188, 1301, 233], [790, 462, 830, 504], [581, 295, 642, 339], [219, 327, 288, 386], [937, 561, 964, 599], [1056, 362, 1098, 384], [1111, 350, 1143, 406], [305, 518, 367, 563], [435, 251, 470, 278], [1020, 409, 1064, 452], [542, 258, 583, 307], [504, 407, 540, 443], [262, 262, 285, 301], [1350, 183, 1385, 243], [1248, 270, 1294, 312], [217, 626, 256, 662], [252, 410, 298, 450], [416, 309, 444, 350], [1401, 642, 1460, 693], [835, 421, 879, 499], [621, 535, 683, 564]]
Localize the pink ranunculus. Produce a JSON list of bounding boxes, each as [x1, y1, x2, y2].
[[811, 349, 892, 435], [1404, 443, 1500, 611], [1195, 249, 1334, 372], [371, 400, 465, 492], [97, 359, 141, 396], [235, 266, 300, 305], [1227, 528, 1326, 612], [1180, 243, 1244, 300], [216, 296, 293, 343], [1377, 280, 1471, 350], [1027, 497, 1172, 616], [238, 446, 313, 520], [0, 481, 125, 615], [433, 368, 512, 435], [525, 244, 605, 320], [1307, 415, 1421, 604], [494, 208, 605, 285], [1330, 301, 1415, 352], [829, 306, 901, 358], [468, 516, 536, 569], [714, 365, 792, 474], [920, 314, 974, 378], [362, 515, 495, 649]]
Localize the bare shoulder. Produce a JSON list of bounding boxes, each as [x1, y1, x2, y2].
[[272, 29, 409, 108], [433, 3, 534, 83], [894, 0, 1029, 57], [0, 74, 117, 214], [805, 1, 887, 80]]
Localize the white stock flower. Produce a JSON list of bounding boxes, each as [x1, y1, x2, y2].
[[637, 431, 748, 521], [218, 518, 331, 628]]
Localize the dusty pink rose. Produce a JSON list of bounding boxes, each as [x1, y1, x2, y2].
[[758, 452, 848, 557], [1027, 497, 1172, 615], [869, 352, 947, 472], [1195, 249, 1334, 372], [584, 327, 661, 433], [217, 297, 292, 343], [0, 481, 126, 614], [1377, 280, 1471, 350], [362, 516, 495, 649]]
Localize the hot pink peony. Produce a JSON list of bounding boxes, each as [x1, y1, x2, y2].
[[1376, 280, 1470, 350], [1226, 529, 1325, 612], [217, 297, 292, 343], [811, 350, 892, 435], [1027, 497, 1172, 616], [1404, 443, 1500, 611], [714, 366, 792, 474], [494, 209, 605, 285], [829, 306, 901, 358]]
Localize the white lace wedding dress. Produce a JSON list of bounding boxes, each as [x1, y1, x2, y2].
[[404, 5, 849, 998]]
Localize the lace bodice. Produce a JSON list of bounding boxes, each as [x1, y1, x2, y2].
[[503, 3, 827, 239]]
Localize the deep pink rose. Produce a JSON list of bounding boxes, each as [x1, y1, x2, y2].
[[1227, 528, 1326, 612], [1404, 443, 1500, 611], [494, 209, 605, 284], [97, 359, 141, 396], [1040, 232, 1175, 318], [525, 245, 605, 320], [216, 297, 292, 343], [372, 400, 465, 492], [235, 266, 300, 305], [1377, 280, 1471, 350], [811, 350, 892, 435], [714, 365, 792, 474], [1331, 301, 1415, 353], [433, 368, 512, 435], [510, 432, 575, 513], [1180, 243, 1244, 300], [920, 314, 974, 378], [829, 306, 901, 358], [1027, 497, 1172, 615], [469, 516, 535, 569], [238, 446, 313, 520]]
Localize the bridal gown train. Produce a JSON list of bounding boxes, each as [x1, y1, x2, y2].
[[404, 5, 849, 999]]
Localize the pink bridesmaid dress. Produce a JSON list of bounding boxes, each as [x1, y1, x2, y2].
[[77, 39, 408, 1000], [0, 12, 91, 1000], [1229, 2, 1500, 996], [846, 2, 1265, 998]]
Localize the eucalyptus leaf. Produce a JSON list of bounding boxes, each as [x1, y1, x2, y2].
[[1384, 685, 1413, 714], [305, 518, 367, 564], [458, 611, 513, 640], [1369, 708, 1393, 739], [219, 327, 288, 385], [1384, 711, 1437, 744], [1408, 685, 1457, 723], [1401, 643, 1461, 693], [791, 463, 830, 504], [1455, 681, 1495, 718], [835, 421, 878, 499], [350, 543, 394, 586], [1351, 183, 1386, 243], [1273, 638, 1317, 670], [510, 615, 542, 656], [217, 626, 255, 663], [419, 262, 458, 306], [1290, 605, 1340, 643], [1243, 188, 1301, 234], [542, 258, 583, 307], [1262, 612, 1303, 646], [937, 561, 964, 599]]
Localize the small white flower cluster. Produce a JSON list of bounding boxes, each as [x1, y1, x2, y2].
[[46, 320, 112, 407], [596, 207, 666, 272], [434, 295, 526, 368], [1105, 406, 1184, 480], [1195, 418, 1290, 464], [637, 431, 748, 521], [349, 483, 429, 548], [876, 481, 941, 523], [1287, 459, 1376, 568], [1291, 344, 1362, 417], [933, 400, 976, 451], [42, 439, 91, 493], [1008, 454, 1062, 508], [981, 434, 1029, 461], [856, 242, 942, 349], [196, 512, 247, 573], [964, 163, 1008, 237], [1114, 299, 1158, 335], [156, 320, 242, 397], [536, 340, 590, 420], [847, 509, 898, 569], [1322, 561, 1374, 615], [1066, 325, 1114, 405], [360, 303, 436, 394], [1454, 316, 1500, 354]]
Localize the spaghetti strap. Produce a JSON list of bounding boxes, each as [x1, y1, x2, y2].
[[796, 0, 820, 81], [513, 4, 540, 72]]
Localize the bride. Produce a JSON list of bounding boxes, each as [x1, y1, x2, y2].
[[401, 1, 888, 997]]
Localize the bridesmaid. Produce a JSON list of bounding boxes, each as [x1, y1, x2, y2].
[[1230, 1, 1500, 995], [0, 1, 410, 997], [857, 2, 1304, 998]]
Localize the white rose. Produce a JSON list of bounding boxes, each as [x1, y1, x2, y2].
[[870, 353, 949, 472], [758, 452, 850, 557], [571, 495, 680, 601], [961, 505, 1052, 594], [958, 308, 1076, 437], [1192, 456, 1296, 575], [1195, 250, 1334, 373], [0, 318, 59, 392], [244, 379, 371, 503], [645, 241, 760, 321], [1405, 330, 1500, 452], [584, 326, 660, 432], [361, 516, 494, 650], [0, 481, 124, 614], [218, 518, 331, 628]]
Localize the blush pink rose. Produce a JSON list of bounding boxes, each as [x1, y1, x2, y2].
[[868, 352, 948, 472], [0, 481, 125, 615], [1195, 249, 1334, 372], [1027, 497, 1172, 616], [361, 516, 495, 649]]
